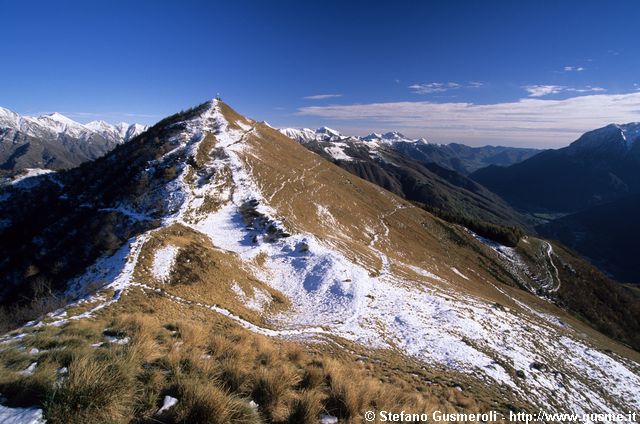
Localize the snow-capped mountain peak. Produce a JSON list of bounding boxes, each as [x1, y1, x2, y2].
[[115, 122, 130, 135], [46, 112, 78, 125], [0, 106, 21, 128], [0, 106, 149, 144], [123, 123, 147, 141], [84, 120, 147, 143], [571, 122, 640, 152], [279, 126, 430, 145], [362, 132, 382, 141], [616, 122, 640, 147], [85, 120, 114, 132], [279, 127, 318, 143], [382, 131, 406, 140], [316, 126, 342, 137]]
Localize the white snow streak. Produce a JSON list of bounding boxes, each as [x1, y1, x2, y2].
[[0, 405, 45, 424]]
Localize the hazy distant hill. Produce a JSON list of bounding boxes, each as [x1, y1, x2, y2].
[[472, 123, 640, 284], [393, 141, 542, 175], [471, 123, 640, 213]]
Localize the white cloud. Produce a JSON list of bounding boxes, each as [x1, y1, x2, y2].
[[296, 92, 640, 147], [564, 66, 585, 72], [409, 82, 462, 94], [303, 94, 343, 100], [409, 81, 483, 94], [524, 85, 606, 97], [568, 86, 606, 93], [525, 85, 566, 97]]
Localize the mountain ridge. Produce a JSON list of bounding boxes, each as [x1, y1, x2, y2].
[[280, 126, 542, 175], [0, 100, 638, 420], [279, 125, 534, 243]]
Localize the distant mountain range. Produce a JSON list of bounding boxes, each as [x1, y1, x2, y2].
[[471, 122, 640, 283], [471, 123, 640, 213], [0, 106, 148, 172], [280, 126, 542, 175], [279, 126, 533, 243]]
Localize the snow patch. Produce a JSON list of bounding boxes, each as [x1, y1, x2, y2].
[[236, 120, 252, 131], [152, 245, 180, 283], [451, 267, 469, 280], [105, 336, 130, 345], [0, 405, 45, 424], [9, 169, 55, 190], [319, 414, 338, 424], [231, 282, 271, 312], [156, 395, 178, 415], [19, 362, 38, 376], [324, 145, 352, 161]]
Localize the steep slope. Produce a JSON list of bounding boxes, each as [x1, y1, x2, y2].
[[471, 123, 640, 214], [0, 106, 148, 173], [0, 100, 639, 421], [280, 128, 533, 240], [538, 193, 640, 283], [281, 127, 542, 175], [471, 123, 640, 283]]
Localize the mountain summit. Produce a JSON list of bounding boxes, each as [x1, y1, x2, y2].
[[570, 122, 640, 152], [0, 100, 638, 420]]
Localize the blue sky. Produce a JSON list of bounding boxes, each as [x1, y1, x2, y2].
[[1, 0, 639, 147]]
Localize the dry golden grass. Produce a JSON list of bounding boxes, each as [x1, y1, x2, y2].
[[167, 378, 261, 424], [219, 102, 253, 132], [0, 292, 528, 423], [45, 354, 137, 423]]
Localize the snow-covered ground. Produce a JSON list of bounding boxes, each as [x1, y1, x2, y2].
[[324, 144, 353, 161], [151, 245, 180, 282]]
